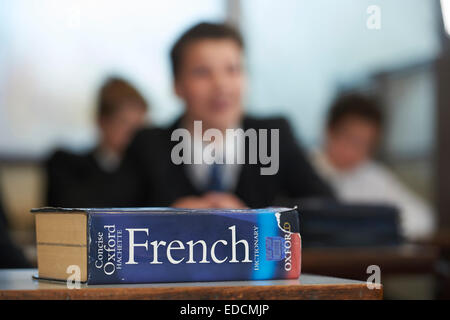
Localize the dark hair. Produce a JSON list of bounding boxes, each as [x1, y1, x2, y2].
[[170, 22, 244, 79], [97, 77, 148, 119], [327, 93, 384, 130]]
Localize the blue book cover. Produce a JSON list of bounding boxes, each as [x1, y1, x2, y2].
[[32, 207, 301, 284]]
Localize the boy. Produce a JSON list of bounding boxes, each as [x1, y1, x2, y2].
[[311, 93, 435, 240], [125, 22, 334, 208], [46, 77, 149, 207]]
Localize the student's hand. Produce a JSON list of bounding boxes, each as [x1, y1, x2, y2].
[[171, 193, 248, 209], [171, 196, 215, 209], [204, 192, 248, 209]]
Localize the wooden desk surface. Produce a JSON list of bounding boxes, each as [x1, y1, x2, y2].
[[302, 245, 438, 280], [418, 229, 450, 249], [0, 269, 382, 300]]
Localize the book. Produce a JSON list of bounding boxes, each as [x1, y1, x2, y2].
[[32, 207, 301, 284]]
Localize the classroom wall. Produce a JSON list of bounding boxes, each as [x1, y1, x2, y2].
[[0, 1, 441, 158], [0, 0, 225, 158]]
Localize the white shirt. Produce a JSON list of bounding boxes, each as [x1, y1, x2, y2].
[[94, 147, 121, 173], [185, 127, 243, 192], [310, 149, 436, 240]]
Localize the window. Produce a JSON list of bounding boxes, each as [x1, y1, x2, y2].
[[0, 0, 225, 157]]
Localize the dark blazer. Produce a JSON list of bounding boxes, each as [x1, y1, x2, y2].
[[0, 196, 31, 268], [46, 149, 141, 208], [124, 116, 335, 208]]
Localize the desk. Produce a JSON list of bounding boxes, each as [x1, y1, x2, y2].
[[416, 230, 450, 299], [418, 229, 450, 250], [0, 269, 382, 300], [302, 245, 439, 280]]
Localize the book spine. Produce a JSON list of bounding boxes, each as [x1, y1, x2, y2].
[[87, 210, 301, 284]]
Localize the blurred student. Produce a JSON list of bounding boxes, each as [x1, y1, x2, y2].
[[46, 77, 149, 207], [311, 93, 435, 240], [125, 22, 334, 209], [0, 192, 30, 268]]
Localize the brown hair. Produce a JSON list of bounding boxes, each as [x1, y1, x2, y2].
[[170, 22, 244, 79], [327, 93, 384, 130], [97, 77, 148, 119]]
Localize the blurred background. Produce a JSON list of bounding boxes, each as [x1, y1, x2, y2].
[[0, 0, 449, 299]]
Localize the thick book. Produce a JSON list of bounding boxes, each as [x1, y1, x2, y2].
[[31, 207, 301, 284]]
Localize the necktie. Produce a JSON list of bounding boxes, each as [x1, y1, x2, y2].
[[206, 163, 224, 192]]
